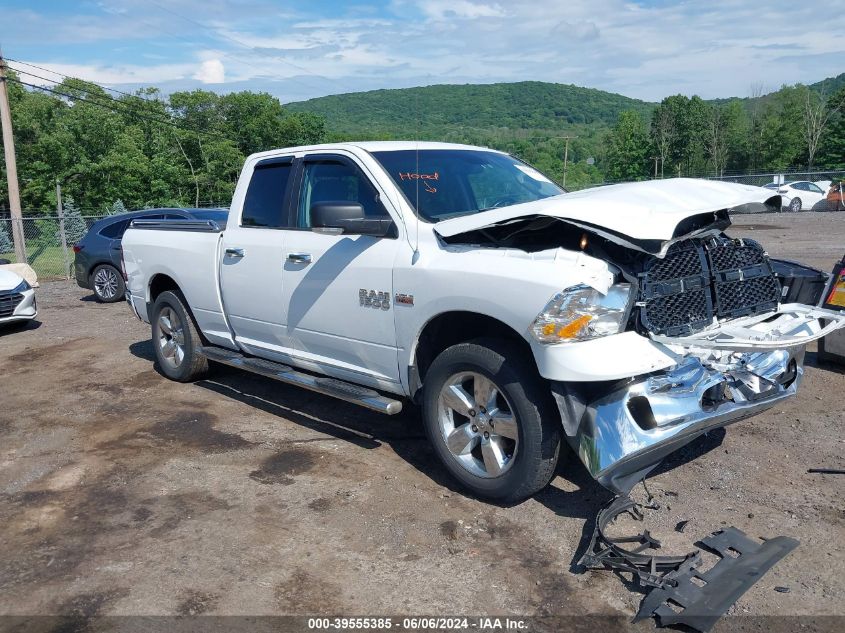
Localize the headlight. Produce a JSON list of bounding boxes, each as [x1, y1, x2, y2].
[[12, 279, 31, 293], [530, 283, 631, 344]]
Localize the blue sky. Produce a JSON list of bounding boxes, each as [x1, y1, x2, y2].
[[2, 0, 843, 103]]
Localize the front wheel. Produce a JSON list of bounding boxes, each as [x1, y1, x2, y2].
[[150, 290, 209, 382], [789, 197, 802, 212], [421, 338, 561, 503]]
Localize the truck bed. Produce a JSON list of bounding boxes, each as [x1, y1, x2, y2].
[[122, 220, 235, 348]]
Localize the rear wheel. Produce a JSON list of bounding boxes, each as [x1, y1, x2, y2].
[[789, 197, 802, 212], [422, 338, 561, 503], [151, 290, 208, 382], [91, 264, 125, 303]]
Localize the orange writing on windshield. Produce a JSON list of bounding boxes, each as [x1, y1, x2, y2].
[[399, 172, 439, 181]]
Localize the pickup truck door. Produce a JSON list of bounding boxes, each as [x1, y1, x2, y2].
[[280, 153, 402, 386], [219, 157, 295, 349]]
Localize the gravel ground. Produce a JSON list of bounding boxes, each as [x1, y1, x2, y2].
[[0, 212, 843, 629]]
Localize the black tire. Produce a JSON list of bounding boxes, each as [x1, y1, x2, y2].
[[150, 290, 209, 382], [90, 264, 125, 303], [789, 197, 802, 212], [421, 338, 561, 503]]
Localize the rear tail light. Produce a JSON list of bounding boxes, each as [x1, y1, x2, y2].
[[72, 244, 82, 253]]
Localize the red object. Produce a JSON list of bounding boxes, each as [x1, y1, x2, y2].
[[72, 244, 82, 253]]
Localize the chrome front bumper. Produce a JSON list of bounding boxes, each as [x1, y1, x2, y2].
[[554, 346, 804, 494]]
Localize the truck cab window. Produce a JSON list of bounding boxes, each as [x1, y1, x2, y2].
[[242, 161, 293, 228], [298, 159, 388, 229]]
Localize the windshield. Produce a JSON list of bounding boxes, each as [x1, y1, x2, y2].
[[371, 149, 564, 222]]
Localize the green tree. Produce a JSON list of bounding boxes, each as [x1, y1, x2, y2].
[[759, 85, 804, 170], [604, 111, 650, 181], [61, 196, 87, 244], [817, 86, 845, 167], [0, 222, 12, 253], [801, 85, 844, 169], [705, 101, 746, 176], [109, 199, 128, 215], [657, 95, 709, 176], [650, 102, 676, 177]]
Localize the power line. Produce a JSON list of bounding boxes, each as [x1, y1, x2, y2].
[[5, 75, 230, 142], [2, 56, 151, 103], [7, 70, 226, 141], [5, 61, 229, 142]]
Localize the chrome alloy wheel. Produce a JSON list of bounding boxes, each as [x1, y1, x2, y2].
[[94, 267, 119, 299], [437, 371, 519, 478], [157, 307, 186, 369]]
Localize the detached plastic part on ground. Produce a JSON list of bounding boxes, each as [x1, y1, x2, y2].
[[578, 495, 799, 632]]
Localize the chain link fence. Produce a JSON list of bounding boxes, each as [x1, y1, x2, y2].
[[0, 214, 108, 280], [708, 169, 845, 188], [586, 169, 845, 212]]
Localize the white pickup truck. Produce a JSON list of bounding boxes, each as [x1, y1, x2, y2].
[[122, 141, 845, 502]]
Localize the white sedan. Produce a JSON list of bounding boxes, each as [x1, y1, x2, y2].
[[0, 268, 37, 326], [763, 181, 827, 212]]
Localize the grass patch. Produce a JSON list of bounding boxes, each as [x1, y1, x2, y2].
[[1, 245, 73, 279]]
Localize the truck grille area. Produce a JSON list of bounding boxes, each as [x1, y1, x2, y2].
[[0, 291, 24, 318], [637, 237, 781, 337]]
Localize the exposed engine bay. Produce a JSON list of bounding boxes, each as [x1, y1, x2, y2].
[[438, 211, 783, 339]]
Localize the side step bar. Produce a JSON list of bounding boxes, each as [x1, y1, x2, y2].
[[199, 346, 403, 415]]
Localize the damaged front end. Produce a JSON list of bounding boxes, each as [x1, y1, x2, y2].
[[435, 180, 845, 494], [554, 344, 806, 494], [551, 234, 845, 495]]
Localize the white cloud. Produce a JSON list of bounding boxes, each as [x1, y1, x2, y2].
[[417, 1, 506, 19], [18, 60, 197, 86], [8, 0, 845, 103], [193, 59, 225, 84]]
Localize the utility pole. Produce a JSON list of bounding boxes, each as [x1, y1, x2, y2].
[[0, 53, 27, 263], [561, 135, 577, 188], [56, 179, 70, 279]]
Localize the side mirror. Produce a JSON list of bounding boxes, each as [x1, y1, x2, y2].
[[310, 201, 394, 237]]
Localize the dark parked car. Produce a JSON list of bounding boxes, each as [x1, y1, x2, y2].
[[74, 208, 228, 302]]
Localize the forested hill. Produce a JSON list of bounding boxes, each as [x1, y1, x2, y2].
[[810, 72, 845, 95], [286, 81, 653, 137]]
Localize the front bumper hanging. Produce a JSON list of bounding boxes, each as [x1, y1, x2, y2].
[[651, 303, 845, 351], [554, 303, 845, 494]]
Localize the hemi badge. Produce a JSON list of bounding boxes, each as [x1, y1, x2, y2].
[[395, 293, 415, 306]]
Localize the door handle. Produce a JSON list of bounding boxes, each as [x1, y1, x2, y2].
[[287, 253, 312, 264], [225, 247, 244, 258]]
